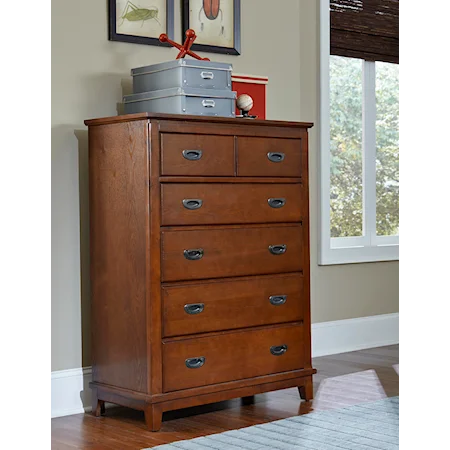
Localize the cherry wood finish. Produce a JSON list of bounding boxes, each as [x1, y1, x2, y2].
[[85, 113, 314, 431], [163, 323, 305, 392], [237, 136, 303, 178], [161, 225, 304, 282], [161, 183, 303, 225], [88, 120, 149, 393], [162, 273, 304, 337], [159, 176, 303, 184], [52, 346, 399, 450], [161, 133, 235, 176]]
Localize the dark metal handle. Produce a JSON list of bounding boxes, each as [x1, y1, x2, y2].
[[269, 244, 287, 255], [268, 198, 286, 209], [182, 149, 203, 161], [182, 199, 203, 210], [185, 357, 206, 369], [184, 303, 205, 315], [184, 249, 204, 261], [270, 345, 288, 356], [267, 152, 285, 163], [269, 295, 287, 306]]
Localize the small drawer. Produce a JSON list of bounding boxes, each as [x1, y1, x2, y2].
[[161, 183, 302, 226], [163, 273, 304, 337], [163, 324, 305, 392], [161, 225, 303, 282], [237, 137, 302, 177], [161, 134, 235, 176]]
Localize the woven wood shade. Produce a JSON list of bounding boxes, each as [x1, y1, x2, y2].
[[330, 0, 399, 63]]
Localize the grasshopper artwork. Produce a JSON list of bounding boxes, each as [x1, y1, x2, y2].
[[119, 1, 161, 28]]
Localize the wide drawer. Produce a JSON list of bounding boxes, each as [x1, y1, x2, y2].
[[161, 183, 302, 226], [163, 324, 305, 392], [237, 137, 303, 177], [162, 273, 304, 337], [161, 133, 235, 176], [161, 225, 303, 282]]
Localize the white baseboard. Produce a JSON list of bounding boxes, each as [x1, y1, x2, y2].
[[51, 367, 92, 418], [311, 312, 399, 357], [51, 312, 399, 418]]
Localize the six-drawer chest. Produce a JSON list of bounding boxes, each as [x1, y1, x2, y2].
[[85, 112, 316, 431]]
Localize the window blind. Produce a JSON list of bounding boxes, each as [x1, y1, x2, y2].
[[330, 0, 399, 63]]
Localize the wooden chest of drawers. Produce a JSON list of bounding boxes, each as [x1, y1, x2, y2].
[[85, 112, 315, 431]]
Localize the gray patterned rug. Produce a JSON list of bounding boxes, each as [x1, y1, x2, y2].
[[145, 396, 399, 450]]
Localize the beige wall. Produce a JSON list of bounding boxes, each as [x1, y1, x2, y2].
[[51, 0, 399, 371]]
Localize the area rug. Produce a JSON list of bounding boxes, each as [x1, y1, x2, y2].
[[145, 396, 399, 450]]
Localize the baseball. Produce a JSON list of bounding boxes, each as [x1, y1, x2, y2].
[[236, 94, 254, 112]]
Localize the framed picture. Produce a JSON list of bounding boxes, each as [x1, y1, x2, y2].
[[183, 0, 241, 55], [109, 0, 174, 46]]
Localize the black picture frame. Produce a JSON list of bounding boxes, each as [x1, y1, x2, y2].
[[182, 0, 241, 56], [109, 0, 175, 47]]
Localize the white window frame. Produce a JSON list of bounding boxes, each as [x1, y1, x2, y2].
[[319, 0, 399, 265]]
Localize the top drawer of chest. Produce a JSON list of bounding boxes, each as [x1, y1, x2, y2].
[[160, 133, 303, 178]]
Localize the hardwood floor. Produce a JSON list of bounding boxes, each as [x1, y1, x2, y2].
[[51, 345, 399, 449]]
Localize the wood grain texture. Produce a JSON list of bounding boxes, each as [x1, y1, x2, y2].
[[84, 112, 314, 129], [162, 273, 304, 337], [158, 120, 307, 139], [148, 122, 163, 395], [162, 324, 305, 392], [161, 133, 235, 176], [159, 176, 302, 184], [161, 225, 304, 282], [52, 346, 399, 449], [150, 369, 316, 404], [161, 183, 303, 226], [88, 121, 149, 392], [86, 114, 314, 431], [237, 137, 303, 178], [300, 131, 313, 369]]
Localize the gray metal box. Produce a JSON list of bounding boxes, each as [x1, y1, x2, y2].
[[123, 87, 236, 117], [131, 60, 233, 93]]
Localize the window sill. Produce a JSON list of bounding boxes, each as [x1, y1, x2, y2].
[[318, 244, 399, 265]]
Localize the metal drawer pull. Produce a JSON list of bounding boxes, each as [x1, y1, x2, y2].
[[184, 249, 204, 261], [269, 295, 287, 306], [184, 303, 205, 315], [267, 152, 285, 163], [269, 244, 287, 255], [183, 199, 203, 210], [202, 99, 216, 108], [270, 345, 288, 356], [182, 149, 203, 161], [268, 198, 286, 209], [201, 71, 214, 80], [185, 357, 206, 369]]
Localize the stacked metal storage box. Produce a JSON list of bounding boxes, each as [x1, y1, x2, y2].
[[124, 60, 236, 118]]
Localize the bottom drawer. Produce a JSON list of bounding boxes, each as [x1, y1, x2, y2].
[[162, 324, 305, 392]]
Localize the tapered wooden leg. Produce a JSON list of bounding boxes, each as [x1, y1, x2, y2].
[[144, 404, 163, 431], [92, 388, 105, 417], [241, 395, 255, 405], [298, 376, 314, 401]]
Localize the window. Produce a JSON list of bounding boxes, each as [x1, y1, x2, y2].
[[319, 0, 399, 264]]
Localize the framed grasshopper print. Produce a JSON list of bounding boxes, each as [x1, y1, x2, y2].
[[183, 0, 241, 55], [109, 0, 174, 46]]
